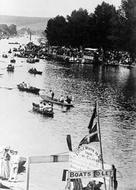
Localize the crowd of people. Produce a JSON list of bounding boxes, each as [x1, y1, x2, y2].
[[0, 146, 20, 182], [39, 101, 53, 112], [83, 181, 103, 190]]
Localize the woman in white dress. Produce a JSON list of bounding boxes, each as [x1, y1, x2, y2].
[[1, 147, 11, 180]]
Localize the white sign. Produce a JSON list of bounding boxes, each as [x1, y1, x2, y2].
[[69, 145, 101, 171], [69, 169, 113, 179]]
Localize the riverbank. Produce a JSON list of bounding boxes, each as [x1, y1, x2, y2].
[[5, 34, 136, 68]]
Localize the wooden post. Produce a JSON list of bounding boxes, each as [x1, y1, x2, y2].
[[112, 165, 118, 190], [26, 157, 30, 190], [97, 101, 107, 190]]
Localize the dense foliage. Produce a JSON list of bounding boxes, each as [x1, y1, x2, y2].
[[45, 0, 136, 57], [0, 24, 17, 37]]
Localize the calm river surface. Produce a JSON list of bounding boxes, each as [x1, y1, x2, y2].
[[0, 36, 136, 190]]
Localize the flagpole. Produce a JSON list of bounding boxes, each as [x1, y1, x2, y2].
[[97, 101, 107, 190]]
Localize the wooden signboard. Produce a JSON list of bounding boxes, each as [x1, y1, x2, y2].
[[69, 169, 113, 179]]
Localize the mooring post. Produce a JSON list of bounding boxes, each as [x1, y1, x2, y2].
[[26, 157, 30, 190]]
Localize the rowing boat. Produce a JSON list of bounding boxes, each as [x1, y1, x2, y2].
[[7, 64, 14, 72], [40, 95, 74, 107], [32, 102, 54, 117], [28, 68, 42, 75], [17, 83, 40, 94]]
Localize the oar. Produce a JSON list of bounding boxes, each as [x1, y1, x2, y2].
[[14, 65, 23, 68], [0, 60, 6, 63], [0, 86, 16, 90]]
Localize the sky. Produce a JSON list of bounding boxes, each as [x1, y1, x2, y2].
[[0, 0, 121, 18]]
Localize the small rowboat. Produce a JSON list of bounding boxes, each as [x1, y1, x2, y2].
[[32, 102, 54, 117], [40, 95, 74, 107], [28, 68, 42, 75], [26, 58, 35, 63], [7, 64, 14, 72], [17, 83, 40, 95], [2, 54, 8, 58], [10, 58, 16, 63]]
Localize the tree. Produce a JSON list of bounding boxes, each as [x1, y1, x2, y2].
[[120, 0, 136, 58], [66, 8, 90, 47], [9, 24, 17, 35], [45, 15, 67, 46], [93, 2, 119, 51]]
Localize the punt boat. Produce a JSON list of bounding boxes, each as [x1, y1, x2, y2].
[[40, 95, 74, 107]]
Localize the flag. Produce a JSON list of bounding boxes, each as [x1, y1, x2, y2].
[[79, 103, 99, 147]]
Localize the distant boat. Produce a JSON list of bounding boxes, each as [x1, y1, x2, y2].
[[8, 49, 12, 54], [40, 95, 74, 107], [8, 42, 19, 45], [32, 102, 54, 117], [26, 57, 39, 63], [2, 54, 8, 58], [10, 58, 16, 63], [17, 83, 40, 95], [7, 64, 14, 72], [26, 58, 35, 63], [28, 68, 42, 75]]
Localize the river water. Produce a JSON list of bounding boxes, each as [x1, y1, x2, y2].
[[0, 36, 136, 190]]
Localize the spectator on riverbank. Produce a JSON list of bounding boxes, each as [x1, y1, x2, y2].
[[1, 146, 11, 180], [9, 151, 20, 182]]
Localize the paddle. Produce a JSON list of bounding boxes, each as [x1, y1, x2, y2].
[[0, 86, 16, 90]]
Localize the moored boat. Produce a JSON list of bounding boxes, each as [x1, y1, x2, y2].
[[32, 102, 54, 117], [28, 68, 42, 75], [40, 95, 74, 107], [17, 82, 40, 94], [7, 64, 14, 72]]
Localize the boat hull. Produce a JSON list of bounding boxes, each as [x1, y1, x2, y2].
[[28, 70, 42, 75], [17, 85, 40, 94], [40, 95, 74, 107]]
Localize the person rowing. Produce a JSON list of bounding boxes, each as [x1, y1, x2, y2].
[[59, 95, 65, 103], [65, 96, 72, 104], [50, 90, 54, 99]]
